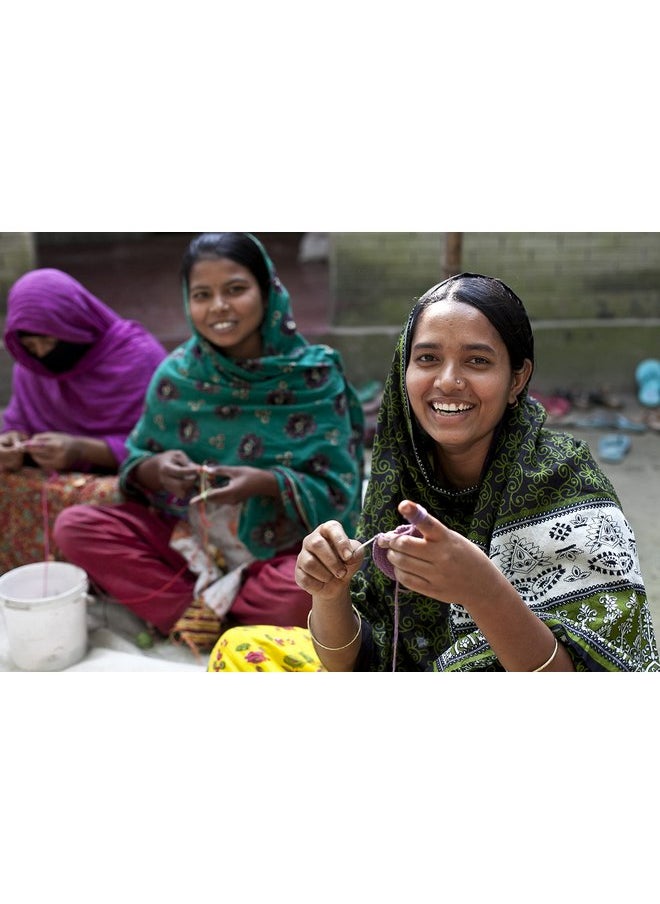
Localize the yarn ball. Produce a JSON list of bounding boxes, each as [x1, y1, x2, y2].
[[371, 524, 422, 581]]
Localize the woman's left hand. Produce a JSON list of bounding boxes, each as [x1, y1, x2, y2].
[[0, 431, 29, 472], [26, 433, 81, 471], [189, 465, 279, 507], [381, 500, 574, 672], [377, 499, 498, 609]]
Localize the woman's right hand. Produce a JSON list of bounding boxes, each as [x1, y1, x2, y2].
[[297, 522, 366, 671], [135, 450, 199, 498], [295, 521, 363, 602], [0, 431, 28, 473]]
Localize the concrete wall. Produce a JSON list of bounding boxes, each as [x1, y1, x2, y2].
[[35, 233, 154, 246], [0, 233, 37, 409], [323, 232, 660, 394], [0, 233, 36, 312], [330, 232, 446, 323]]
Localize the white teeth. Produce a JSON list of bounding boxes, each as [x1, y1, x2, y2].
[[431, 402, 472, 413], [211, 322, 235, 332]]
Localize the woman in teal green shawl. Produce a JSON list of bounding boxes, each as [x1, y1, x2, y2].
[[54, 233, 364, 650]]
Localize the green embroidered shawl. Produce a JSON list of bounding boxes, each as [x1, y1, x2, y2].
[[120, 235, 364, 560], [353, 323, 659, 672]]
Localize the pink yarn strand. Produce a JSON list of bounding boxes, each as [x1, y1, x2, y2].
[[36, 464, 212, 608], [364, 511, 427, 672], [41, 472, 58, 596], [392, 581, 400, 672], [118, 463, 218, 607]]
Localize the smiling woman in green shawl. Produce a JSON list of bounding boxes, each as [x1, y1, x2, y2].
[[209, 273, 659, 672], [54, 233, 364, 653]]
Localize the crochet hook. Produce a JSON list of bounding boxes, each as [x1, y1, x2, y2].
[[354, 536, 378, 553]]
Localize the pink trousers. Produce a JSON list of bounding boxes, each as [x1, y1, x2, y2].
[[53, 502, 312, 635]]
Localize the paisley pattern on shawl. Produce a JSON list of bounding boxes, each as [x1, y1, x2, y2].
[[120, 234, 364, 560], [352, 325, 659, 672]]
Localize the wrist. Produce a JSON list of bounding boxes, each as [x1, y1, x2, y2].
[[308, 605, 362, 652]]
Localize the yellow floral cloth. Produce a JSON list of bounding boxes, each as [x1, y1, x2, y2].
[[208, 625, 324, 672]]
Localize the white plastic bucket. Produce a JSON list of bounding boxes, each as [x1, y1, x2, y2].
[[0, 562, 89, 671]]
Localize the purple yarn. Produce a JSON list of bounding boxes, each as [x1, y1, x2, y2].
[[372, 524, 422, 580], [368, 505, 428, 671], [407, 503, 428, 526]]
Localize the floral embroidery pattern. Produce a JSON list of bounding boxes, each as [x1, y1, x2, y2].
[[208, 627, 324, 672]]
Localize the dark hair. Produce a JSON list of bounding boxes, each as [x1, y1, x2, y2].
[[180, 233, 271, 299], [411, 272, 535, 378]]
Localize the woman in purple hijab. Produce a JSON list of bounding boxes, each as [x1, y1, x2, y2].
[[0, 268, 167, 571]]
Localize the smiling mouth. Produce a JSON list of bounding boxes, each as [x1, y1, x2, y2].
[[430, 402, 475, 415], [209, 321, 237, 333]]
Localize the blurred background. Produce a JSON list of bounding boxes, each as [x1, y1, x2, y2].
[[2, 231, 660, 404]]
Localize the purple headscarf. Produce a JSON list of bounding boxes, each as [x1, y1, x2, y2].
[[2, 268, 168, 467]]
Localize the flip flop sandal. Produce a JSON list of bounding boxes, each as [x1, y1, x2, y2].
[[645, 410, 660, 433], [598, 434, 632, 463], [570, 389, 593, 411], [531, 393, 572, 419], [591, 386, 624, 410], [613, 414, 647, 432], [636, 359, 660, 408], [574, 412, 646, 432], [573, 412, 619, 429]]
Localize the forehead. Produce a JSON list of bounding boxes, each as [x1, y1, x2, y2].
[[19, 333, 57, 343], [413, 298, 503, 347], [189, 257, 254, 285]]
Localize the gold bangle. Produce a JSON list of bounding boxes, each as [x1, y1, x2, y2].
[[532, 636, 559, 672], [307, 606, 362, 652]]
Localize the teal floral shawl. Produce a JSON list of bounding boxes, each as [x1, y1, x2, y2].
[[120, 235, 364, 559], [354, 323, 659, 672]]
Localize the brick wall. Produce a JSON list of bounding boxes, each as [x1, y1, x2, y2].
[[462, 232, 660, 319], [326, 232, 660, 393], [330, 232, 446, 323], [331, 232, 660, 321]]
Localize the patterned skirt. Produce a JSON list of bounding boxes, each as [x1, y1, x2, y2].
[[0, 469, 121, 576]]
